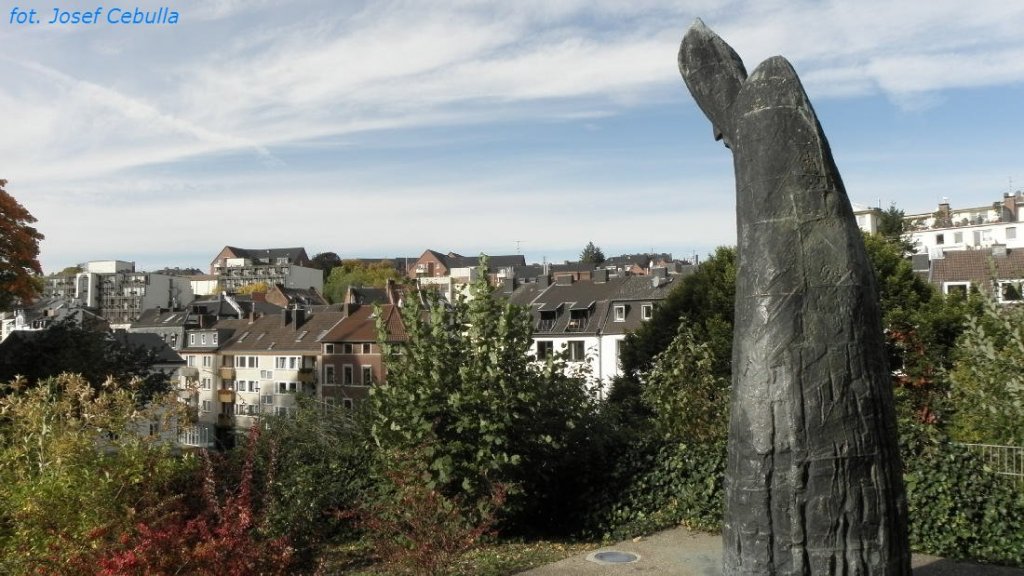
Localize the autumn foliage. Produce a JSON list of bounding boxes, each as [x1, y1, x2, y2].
[[0, 179, 45, 309]]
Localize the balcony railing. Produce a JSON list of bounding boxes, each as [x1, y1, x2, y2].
[[537, 319, 555, 332], [218, 390, 235, 403], [219, 366, 235, 380]]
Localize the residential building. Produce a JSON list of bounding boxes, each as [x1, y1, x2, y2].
[[214, 305, 345, 431], [320, 303, 407, 408], [509, 268, 676, 396], [1, 298, 109, 342], [905, 193, 1024, 257], [130, 294, 281, 351], [925, 244, 1024, 302], [41, 260, 195, 327], [208, 246, 323, 295], [409, 249, 526, 302]]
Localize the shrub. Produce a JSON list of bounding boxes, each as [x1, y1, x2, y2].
[[903, 439, 1024, 566]]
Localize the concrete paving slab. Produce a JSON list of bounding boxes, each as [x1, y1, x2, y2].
[[517, 526, 1024, 575]]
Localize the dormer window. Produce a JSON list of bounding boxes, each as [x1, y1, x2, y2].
[[641, 304, 653, 320], [613, 305, 626, 322]]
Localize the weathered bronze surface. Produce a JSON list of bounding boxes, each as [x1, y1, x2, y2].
[[679, 19, 911, 575]]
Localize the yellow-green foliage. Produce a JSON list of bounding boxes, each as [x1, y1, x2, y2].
[[0, 374, 194, 574]]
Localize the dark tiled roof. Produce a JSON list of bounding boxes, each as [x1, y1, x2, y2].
[[323, 304, 407, 343], [220, 309, 346, 354], [550, 262, 597, 273], [929, 248, 1024, 288], [511, 275, 676, 336], [448, 255, 527, 269], [221, 246, 310, 265]]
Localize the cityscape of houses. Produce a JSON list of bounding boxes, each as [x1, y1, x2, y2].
[[6, 189, 1024, 449]]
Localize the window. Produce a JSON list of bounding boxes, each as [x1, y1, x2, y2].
[[212, 333, 218, 345], [201, 400, 211, 412], [343, 365, 353, 385], [236, 356, 258, 368], [343, 343, 354, 354], [201, 378, 212, 390], [999, 280, 1024, 303], [641, 304, 653, 320], [362, 366, 373, 385], [362, 343, 372, 354], [187, 355, 195, 367], [277, 382, 297, 394], [170, 333, 178, 348], [613, 305, 626, 322], [325, 365, 336, 384], [275, 356, 300, 369], [201, 334, 207, 345], [343, 398, 354, 410], [260, 369, 272, 379], [202, 355, 212, 367], [953, 231, 963, 244], [943, 282, 970, 296], [536, 340, 554, 360], [223, 380, 234, 391], [1009, 227, 1018, 240], [324, 343, 335, 354], [189, 334, 196, 345], [567, 340, 586, 362], [262, 395, 273, 405]]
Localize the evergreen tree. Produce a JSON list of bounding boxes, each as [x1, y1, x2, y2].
[[579, 242, 606, 264]]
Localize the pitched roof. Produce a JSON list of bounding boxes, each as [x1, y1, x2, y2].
[[218, 246, 310, 266], [447, 254, 527, 269], [220, 308, 346, 354], [511, 275, 676, 336], [323, 304, 407, 343], [111, 332, 184, 364], [929, 248, 1024, 288]]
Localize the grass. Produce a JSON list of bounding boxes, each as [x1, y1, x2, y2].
[[318, 537, 597, 575]]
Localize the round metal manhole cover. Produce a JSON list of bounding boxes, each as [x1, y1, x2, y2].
[[587, 550, 640, 565]]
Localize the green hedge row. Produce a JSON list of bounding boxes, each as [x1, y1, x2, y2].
[[586, 438, 1024, 567]]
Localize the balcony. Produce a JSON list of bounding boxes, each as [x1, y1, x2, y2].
[[537, 319, 556, 332], [179, 366, 199, 378], [218, 390, 235, 403], [216, 414, 234, 428], [219, 366, 235, 380], [297, 368, 315, 383]]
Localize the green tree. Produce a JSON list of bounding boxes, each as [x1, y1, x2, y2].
[[611, 246, 735, 411], [579, 241, 605, 265], [309, 251, 342, 282], [948, 299, 1024, 445], [0, 180, 45, 311], [235, 281, 270, 295], [0, 374, 192, 573], [322, 260, 403, 303], [369, 260, 598, 530], [641, 321, 729, 444]]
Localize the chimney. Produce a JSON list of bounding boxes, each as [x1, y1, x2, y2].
[[294, 307, 307, 329], [594, 269, 609, 283], [993, 244, 1008, 258], [651, 267, 668, 279], [502, 278, 516, 293], [282, 308, 292, 327], [555, 274, 573, 285], [537, 275, 550, 288]]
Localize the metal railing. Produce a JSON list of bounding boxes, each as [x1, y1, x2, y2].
[[957, 443, 1024, 484]]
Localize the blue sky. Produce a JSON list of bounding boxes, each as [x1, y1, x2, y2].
[[4, 0, 1024, 273]]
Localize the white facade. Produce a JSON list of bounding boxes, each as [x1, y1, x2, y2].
[[910, 221, 1024, 258]]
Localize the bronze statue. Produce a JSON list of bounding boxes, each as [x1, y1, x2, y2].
[[679, 19, 911, 575]]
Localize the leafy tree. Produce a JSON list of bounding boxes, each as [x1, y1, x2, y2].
[[322, 259, 403, 303], [611, 246, 736, 412], [309, 251, 342, 282], [235, 281, 270, 295], [948, 299, 1024, 445], [0, 180, 45, 311], [369, 260, 598, 531], [0, 374, 193, 574], [579, 241, 605, 265], [0, 321, 172, 401], [258, 397, 374, 561], [641, 321, 729, 444]]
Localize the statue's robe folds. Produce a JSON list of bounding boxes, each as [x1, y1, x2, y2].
[[679, 20, 911, 576]]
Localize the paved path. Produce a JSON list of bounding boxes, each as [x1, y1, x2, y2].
[[518, 526, 1024, 575]]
